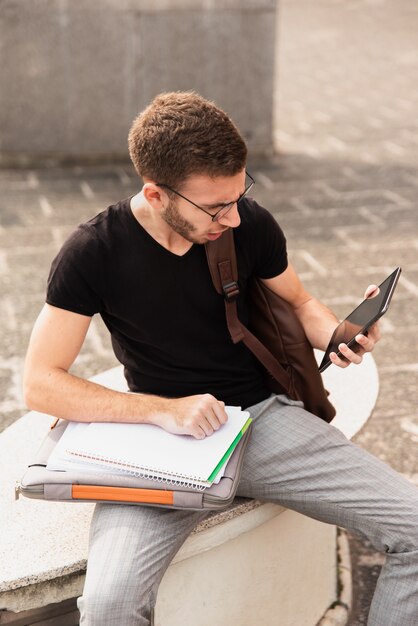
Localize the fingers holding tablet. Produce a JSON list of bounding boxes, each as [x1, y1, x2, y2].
[[319, 268, 401, 373]]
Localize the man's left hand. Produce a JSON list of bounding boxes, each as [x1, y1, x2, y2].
[[329, 284, 382, 369]]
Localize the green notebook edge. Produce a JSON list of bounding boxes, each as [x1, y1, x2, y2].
[[206, 417, 253, 483]]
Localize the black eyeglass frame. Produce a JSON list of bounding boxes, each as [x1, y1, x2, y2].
[[156, 171, 255, 222]]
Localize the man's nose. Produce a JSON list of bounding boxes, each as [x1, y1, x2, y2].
[[218, 203, 241, 228]]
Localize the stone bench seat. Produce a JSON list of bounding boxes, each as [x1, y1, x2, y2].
[[0, 354, 379, 625]]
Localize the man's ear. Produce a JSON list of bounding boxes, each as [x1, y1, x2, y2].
[[142, 183, 165, 208]]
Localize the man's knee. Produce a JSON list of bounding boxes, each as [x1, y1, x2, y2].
[[78, 584, 153, 626], [391, 509, 418, 554], [373, 490, 418, 555]]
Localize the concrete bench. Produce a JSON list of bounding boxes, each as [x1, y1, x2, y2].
[[0, 354, 378, 625]]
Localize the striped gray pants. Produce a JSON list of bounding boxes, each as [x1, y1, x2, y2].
[[78, 395, 418, 625]]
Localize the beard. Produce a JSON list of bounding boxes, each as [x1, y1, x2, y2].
[[161, 198, 201, 243]]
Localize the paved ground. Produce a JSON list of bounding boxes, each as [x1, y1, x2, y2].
[[0, 0, 417, 624], [275, 3, 418, 623]]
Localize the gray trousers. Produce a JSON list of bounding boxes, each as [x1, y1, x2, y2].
[[78, 395, 418, 625]]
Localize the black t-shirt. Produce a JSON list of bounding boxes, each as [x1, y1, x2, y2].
[[46, 197, 288, 408]]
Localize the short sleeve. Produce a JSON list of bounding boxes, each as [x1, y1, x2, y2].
[[46, 225, 103, 316]]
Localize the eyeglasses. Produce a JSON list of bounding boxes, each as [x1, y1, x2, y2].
[[156, 171, 255, 222]]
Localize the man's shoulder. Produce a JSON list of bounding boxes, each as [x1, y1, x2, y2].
[[236, 197, 282, 236], [234, 197, 287, 278], [64, 197, 132, 248], [82, 196, 131, 232]]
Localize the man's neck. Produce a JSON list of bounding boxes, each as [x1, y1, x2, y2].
[[130, 192, 193, 256]]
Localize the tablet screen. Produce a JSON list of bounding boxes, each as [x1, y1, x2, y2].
[[319, 267, 401, 373]]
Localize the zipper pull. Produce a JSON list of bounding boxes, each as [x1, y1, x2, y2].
[[15, 482, 21, 500]]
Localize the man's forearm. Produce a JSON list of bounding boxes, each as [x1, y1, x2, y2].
[[24, 368, 169, 424], [24, 368, 228, 439], [292, 296, 339, 351]]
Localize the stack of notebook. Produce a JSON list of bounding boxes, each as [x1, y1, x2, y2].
[[47, 406, 252, 490]]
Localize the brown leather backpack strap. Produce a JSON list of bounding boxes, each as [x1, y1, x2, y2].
[[205, 230, 243, 343], [239, 324, 293, 393], [205, 230, 293, 393], [220, 274, 245, 344], [205, 229, 238, 295]]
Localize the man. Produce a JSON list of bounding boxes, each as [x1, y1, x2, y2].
[[24, 92, 418, 625]]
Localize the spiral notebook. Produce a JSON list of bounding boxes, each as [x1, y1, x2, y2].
[[46, 407, 252, 490]]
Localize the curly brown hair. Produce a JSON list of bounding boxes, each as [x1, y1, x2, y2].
[[128, 92, 247, 189]]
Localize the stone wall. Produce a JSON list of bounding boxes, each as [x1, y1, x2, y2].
[[0, 0, 278, 165]]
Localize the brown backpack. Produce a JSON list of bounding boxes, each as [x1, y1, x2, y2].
[[205, 228, 335, 423]]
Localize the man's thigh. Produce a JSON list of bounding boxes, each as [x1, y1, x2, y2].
[[82, 503, 207, 605], [238, 395, 418, 550]]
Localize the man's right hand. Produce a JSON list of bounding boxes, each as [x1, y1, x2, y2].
[[153, 394, 229, 439]]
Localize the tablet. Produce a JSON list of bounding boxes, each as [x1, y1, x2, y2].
[[318, 267, 401, 373]]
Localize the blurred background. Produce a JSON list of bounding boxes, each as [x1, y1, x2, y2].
[[1, 1, 417, 623]]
